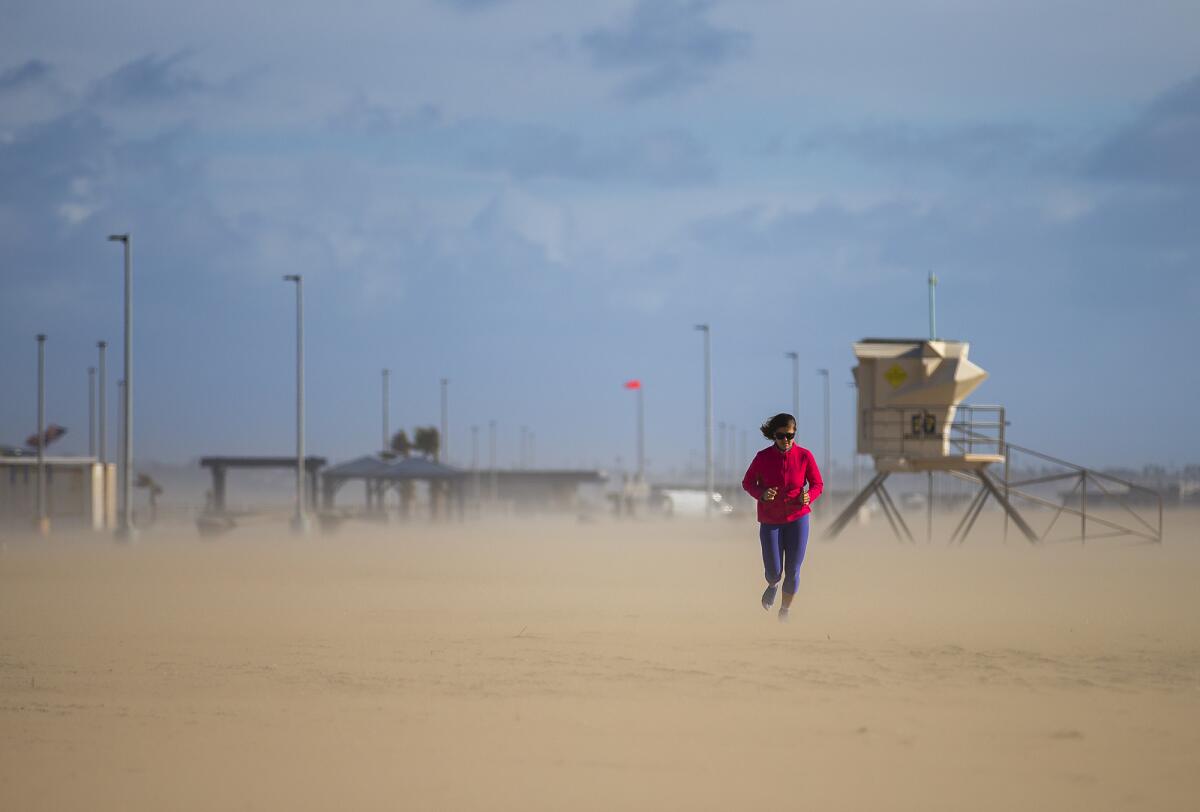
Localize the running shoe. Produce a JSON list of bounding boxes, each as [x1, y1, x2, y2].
[[778, 607, 790, 623], [761, 584, 778, 610]]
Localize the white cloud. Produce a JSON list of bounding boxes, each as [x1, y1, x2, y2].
[[56, 202, 95, 225]]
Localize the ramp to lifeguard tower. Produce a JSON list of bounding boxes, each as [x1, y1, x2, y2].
[[945, 443, 1163, 544]]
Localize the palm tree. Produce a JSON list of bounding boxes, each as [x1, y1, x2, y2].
[[413, 426, 440, 461], [389, 429, 412, 458]]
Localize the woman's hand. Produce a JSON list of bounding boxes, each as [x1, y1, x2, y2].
[[802, 491, 811, 507], [762, 487, 778, 502]]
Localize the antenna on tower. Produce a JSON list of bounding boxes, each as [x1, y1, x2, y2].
[[928, 272, 938, 340]]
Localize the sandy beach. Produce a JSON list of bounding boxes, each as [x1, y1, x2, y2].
[[2, 511, 1198, 810]]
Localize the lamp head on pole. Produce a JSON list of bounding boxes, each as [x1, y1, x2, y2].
[[785, 351, 798, 361], [36, 333, 46, 343], [107, 234, 128, 243], [283, 274, 301, 283], [693, 323, 709, 332]]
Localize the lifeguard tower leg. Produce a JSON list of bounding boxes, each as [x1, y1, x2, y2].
[[977, 469, 1039, 543], [876, 482, 915, 543], [827, 471, 889, 537], [949, 485, 988, 544]]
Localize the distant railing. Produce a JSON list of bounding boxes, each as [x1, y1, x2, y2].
[[862, 404, 1006, 458], [999, 443, 1163, 543]]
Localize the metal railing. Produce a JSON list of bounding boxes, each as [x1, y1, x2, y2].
[[999, 443, 1163, 544], [862, 404, 1006, 459]]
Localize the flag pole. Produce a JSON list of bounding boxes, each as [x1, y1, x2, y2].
[[624, 380, 646, 480]]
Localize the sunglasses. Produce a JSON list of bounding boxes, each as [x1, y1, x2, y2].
[[774, 432, 796, 441]]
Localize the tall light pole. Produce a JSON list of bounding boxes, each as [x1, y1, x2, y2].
[[718, 420, 727, 486], [87, 366, 96, 457], [785, 351, 800, 420], [97, 341, 108, 529], [107, 234, 135, 541], [817, 368, 831, 483], [440, 378, 448, 464], [520, 425, 528, 469], [97, 341, 107, 466], [844, 379, 864, 494], [282, 274, 309, 534], [929, 272, 938, 340], [117, 379, 125, 488], [35, 334, 48, 536], [925, 273, 938, 541], [488, 419, 497, 501], [927, 273, 939, 538], [471, 424, 480, 509], [694, 324, 712, 517], [847, 380, 860, 494], [86, 364, 95, 458], [381, 368, 390, 452], [729, 424, 737, 483]]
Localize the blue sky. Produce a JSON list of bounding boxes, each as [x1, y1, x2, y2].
[[2, 0, 1198, 479]]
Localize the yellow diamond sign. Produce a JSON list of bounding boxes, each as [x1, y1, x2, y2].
[[884, 363, 908, 389]]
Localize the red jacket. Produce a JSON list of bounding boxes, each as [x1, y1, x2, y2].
[[742, 444, 823, 524]]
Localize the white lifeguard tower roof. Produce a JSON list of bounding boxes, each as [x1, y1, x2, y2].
[[853, 338, 988, 408], [852, 337, 1000, 472]]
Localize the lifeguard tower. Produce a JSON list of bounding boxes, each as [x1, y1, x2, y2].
[[827, 336, 1164, 544], [827, 338, 1038, 542]]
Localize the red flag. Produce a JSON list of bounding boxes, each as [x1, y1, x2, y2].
[[623, 380, 641, 390]]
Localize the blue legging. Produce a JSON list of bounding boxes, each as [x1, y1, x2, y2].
[[760, 514, 810, 595]]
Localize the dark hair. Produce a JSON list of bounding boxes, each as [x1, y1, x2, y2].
[[760, 413, 796, 440]]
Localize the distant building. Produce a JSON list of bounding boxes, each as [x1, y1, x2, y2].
[[0, 457, 115, 530], [467, 469, 608, 514]]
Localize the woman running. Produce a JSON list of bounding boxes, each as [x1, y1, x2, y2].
[[741, 413, 823, 622]]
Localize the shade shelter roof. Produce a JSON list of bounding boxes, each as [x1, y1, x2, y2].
[[323, 455, 465, 481], [320, 455, 394, 479], [200, 456, 326, 472]]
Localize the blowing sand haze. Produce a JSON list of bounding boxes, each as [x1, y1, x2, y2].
[[2, 513, 1199, 810]]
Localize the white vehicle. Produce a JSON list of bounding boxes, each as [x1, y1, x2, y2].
[[658, 489, 734, 518]]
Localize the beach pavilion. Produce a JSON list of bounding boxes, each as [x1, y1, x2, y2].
[[320, 455, 466, 519]]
